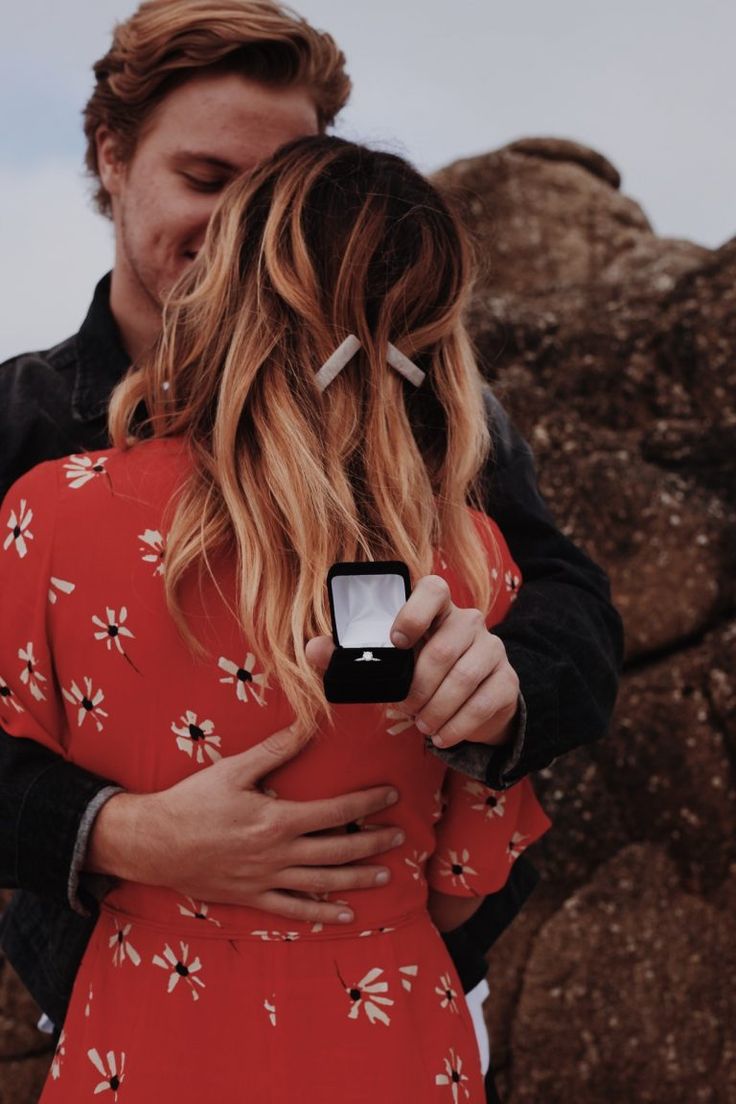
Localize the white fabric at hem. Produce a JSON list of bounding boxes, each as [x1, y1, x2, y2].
[[466, 977, 491, 1074]]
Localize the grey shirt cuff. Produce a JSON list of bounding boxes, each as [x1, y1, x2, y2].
[[68, 784, 126, 917], [427, 692, 527, 787]]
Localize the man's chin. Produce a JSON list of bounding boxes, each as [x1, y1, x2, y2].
[[160, 259, 197, 301]]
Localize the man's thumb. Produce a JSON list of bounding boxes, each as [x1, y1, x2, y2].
[[235, 722, 311, 785]]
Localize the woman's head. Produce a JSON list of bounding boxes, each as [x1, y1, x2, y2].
[[110, 136, 498, 732]]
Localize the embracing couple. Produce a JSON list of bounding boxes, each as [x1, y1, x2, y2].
[[0, 2, 622, 1101]]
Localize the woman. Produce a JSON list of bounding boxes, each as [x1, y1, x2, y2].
[[0, 137, 548, 1101]]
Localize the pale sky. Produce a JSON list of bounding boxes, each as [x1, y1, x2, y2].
[[1, 0, 734, 361]]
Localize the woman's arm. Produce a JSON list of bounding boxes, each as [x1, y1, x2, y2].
[[427, 888, 484, 932]]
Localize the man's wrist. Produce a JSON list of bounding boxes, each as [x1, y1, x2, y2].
[[427, 692, 528, 787], [84, 791, 152, 882]]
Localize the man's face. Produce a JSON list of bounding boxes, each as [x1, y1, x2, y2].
[[99, 71, 319, 310]]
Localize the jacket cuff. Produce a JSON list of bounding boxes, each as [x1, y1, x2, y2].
[[427, 692, 527, 789], [68, 785, 126, 916], [15, 758, 122, 909]]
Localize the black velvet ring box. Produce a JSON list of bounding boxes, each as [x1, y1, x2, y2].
[[323, 561, 414, 704]]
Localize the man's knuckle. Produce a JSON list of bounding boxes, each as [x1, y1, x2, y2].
[[425, 574, 451, 599], [453, 661, 484, 692], [427, 637, 456, 667], [466, 607, 486, 631]]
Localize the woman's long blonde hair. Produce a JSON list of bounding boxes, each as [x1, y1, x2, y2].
[[109, 137, 498, 732]]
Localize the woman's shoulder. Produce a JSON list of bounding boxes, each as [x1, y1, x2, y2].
[[2, 438, 192, 541]]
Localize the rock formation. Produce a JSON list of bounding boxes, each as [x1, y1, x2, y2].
[[435, 137, 736, 1100]]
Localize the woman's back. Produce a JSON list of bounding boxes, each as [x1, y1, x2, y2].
[[1, 439, 549, 1102], [20, 437, 524, 937]]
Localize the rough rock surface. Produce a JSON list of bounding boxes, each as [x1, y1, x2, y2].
[[433, 137, 735, 1100], [2, 137, 735, 1101]]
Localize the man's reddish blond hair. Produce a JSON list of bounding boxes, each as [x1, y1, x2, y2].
[[83, 0, 351, 216]]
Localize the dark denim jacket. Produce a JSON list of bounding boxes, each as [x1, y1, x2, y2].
[[0, 276, 623, 1028]]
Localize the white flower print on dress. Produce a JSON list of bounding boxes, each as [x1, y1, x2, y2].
[[48, 577, 75, 604], [504, 569, 521, 600], [3, 500, 33, 558], [432, 787, 445, 823], [358, 926, 395, 937], [18, 643, 46, 701], [108, 919, 141, 967], [508, 831, 530, 862], [85, 984, 93, 1018], [87, 1048, 126, 1099], [218, 654, 268, 706], [463, 780, 507, 821], [63, 677, 108, 732], [64, 455, 108, 489], [385, 706, 414, 735], [264, 994, 277, 1027], [138, 529, 165, 576], [171, 710, 222, 765], [177, 897, 222, 927], [399, 964, 418, 992], [436, 848, 479, 892], [0, 675, 24, 714], [307, 893, 349, 934], [435, 1048, 471, 1102], [404, 851, 428, 882], [251, 930, 299, 942], [435, 973, 459, 1014], [92, 607, 135, 654], [50, 1028, 66, 1079], [152, 941, 205, 1001], [344, 966, 394, 1026]]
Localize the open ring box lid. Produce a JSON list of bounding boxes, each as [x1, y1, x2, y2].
[[324, 561, 414, 703]]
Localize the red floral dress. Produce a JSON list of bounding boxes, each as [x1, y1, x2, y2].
[[0, 437, 550, 1103]]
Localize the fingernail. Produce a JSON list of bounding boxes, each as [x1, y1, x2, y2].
[[374, 871, 390, 885], [415, 720, 432, 735], [337, 910, 354, 923], [431, 736, 446, 748], [385, 789, 399, 805], [391, 631, 409, 648], [392, 831, 405, 847]]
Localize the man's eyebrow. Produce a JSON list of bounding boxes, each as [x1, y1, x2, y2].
[[171, 151, 241, 172]]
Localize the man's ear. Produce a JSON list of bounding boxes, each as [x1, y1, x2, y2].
[[96, 126, 126, 198]]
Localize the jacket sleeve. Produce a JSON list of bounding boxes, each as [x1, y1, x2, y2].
[[432, 386, 624, 789], [426, 772, 550, 897], [0, 462, 123, 914]]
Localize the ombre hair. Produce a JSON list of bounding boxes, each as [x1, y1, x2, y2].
[[83, 0, 350, 216], [109, 137, 499, 733]]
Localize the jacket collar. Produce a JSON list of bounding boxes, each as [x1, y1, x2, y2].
[[71, 273, 131, 423]]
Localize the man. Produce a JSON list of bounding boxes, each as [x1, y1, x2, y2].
[[0, 1, 622, 1097]]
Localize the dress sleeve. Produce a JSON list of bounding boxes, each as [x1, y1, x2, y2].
[[426, 772, 551, 897], [0, 462, 68, 755]]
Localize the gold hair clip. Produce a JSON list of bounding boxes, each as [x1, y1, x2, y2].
[[314, 335, 425, 392]]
